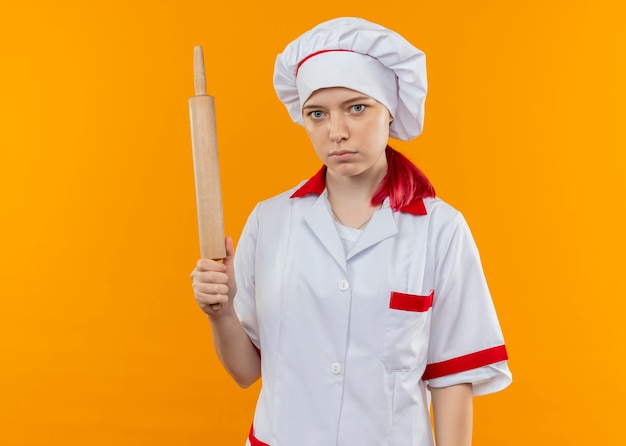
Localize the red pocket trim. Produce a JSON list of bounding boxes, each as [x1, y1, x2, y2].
[[389, 290, 434, 312]]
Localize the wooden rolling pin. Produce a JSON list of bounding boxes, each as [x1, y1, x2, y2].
[[189, 45, 225, 311]]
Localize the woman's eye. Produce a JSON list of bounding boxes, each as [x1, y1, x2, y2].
[[351, 104, 365, 113], [310, 111, 324, 119]]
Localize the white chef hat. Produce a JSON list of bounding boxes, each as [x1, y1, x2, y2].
[[273, 17, 427, 141]]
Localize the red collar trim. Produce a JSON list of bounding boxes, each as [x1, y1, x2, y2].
[[399, 197, 427, 215], [289, 166, 427, 216], [290, 166, 327, 197]]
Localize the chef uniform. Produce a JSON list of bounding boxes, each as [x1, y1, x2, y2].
[[233, 17, 512, 446]]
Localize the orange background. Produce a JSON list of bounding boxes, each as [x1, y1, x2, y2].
[[1, 1, 624, 444]]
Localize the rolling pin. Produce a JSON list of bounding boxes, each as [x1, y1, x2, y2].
[[189, 45, 225, 310]]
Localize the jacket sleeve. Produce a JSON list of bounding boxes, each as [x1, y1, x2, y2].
[[233, 203, 261, 350], [423, 211, 512, 396]]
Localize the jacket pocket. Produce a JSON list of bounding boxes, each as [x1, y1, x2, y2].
[[382, 291, 434, 371]]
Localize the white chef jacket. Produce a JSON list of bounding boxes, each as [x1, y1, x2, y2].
[[234, 168, 512, 446]]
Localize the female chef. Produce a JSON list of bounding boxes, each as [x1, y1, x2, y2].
[[191, 17, 512, 446]]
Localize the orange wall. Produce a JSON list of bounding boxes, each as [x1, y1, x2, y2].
[[1, 1, 624, 444]]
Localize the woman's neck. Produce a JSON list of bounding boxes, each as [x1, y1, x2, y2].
[[325, 161, 388, 228]]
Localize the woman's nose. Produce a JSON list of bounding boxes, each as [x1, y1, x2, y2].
[[329, 114, 349, 142]]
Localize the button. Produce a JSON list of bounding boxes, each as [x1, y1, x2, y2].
[[330, 363, 343, 375], [337, 280, 350, 291]]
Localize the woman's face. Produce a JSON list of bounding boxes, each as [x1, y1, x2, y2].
[[302, 87, 392, 179]]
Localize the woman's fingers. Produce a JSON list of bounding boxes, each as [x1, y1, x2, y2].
[[193, 280, 229, 295], [191, 258, 232, 314], [191, 237, 237, 314], [195, 257, 227, 273]]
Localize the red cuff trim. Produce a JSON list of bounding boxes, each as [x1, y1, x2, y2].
[[422, 345, 508, 381], [249, 424, 270, 446]]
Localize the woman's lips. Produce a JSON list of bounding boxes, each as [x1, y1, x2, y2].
[[330, 150, 357, 160]]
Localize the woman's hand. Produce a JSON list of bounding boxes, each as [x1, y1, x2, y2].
[[190, 236, 237, 318], [190, 236, 260, 387]]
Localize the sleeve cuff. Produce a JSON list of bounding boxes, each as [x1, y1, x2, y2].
[[425, 360, 512, 396], [423, 345, 508, 380]]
